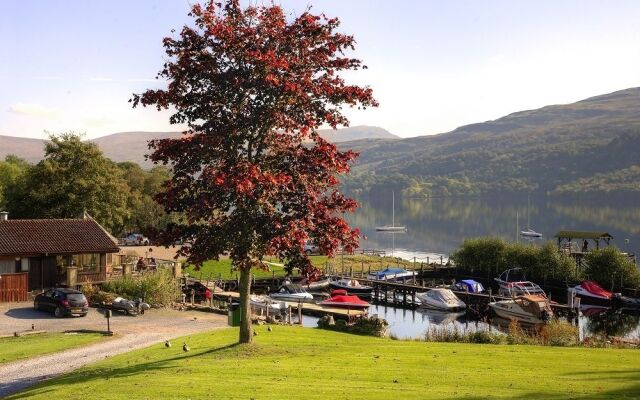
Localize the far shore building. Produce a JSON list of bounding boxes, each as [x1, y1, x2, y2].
[[0, 212, 120, 302]]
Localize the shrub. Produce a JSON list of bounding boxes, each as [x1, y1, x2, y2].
[[584, 247, 640, 290], [537, 320, 579, 347], [101, 269, 180, 305], [317, 315, 388, 337], [424, 326, 504, 344]]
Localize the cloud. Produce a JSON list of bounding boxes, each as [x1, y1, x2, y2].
[[89, 77, 114, 82], [9, 103, 60, 119], [81, 114, 113, 127]]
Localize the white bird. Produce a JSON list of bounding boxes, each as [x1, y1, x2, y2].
[[165, 340, 171, 348], [183, 342, 190, 352]]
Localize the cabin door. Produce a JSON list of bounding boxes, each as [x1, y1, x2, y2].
[[28, 257, 42, 291]]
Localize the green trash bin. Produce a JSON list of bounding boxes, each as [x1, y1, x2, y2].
[[228, 302, 242, 327]]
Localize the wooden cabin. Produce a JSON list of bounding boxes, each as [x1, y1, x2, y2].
[[0, 212, 120, 302]]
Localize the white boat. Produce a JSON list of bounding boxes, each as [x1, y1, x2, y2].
[[298, 277, 331, 292], [489, 295, 553, 324], [269, 284, 314, 302], [520, 228, 542, 238], [569, 281, 613, 306], [417, 288, 466, 311], [368, 267, 416, 281], [376, 191, 407, 232], [250, 295, 285, 314], [495, 268, 546, 298]]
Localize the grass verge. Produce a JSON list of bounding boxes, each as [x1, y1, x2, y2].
[[8, 326, 640, 399], [0, 332, 106, 365]]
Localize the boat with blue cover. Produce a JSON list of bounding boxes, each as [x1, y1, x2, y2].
[[451, 279, 485, 293], [368, 267, 416, 281]]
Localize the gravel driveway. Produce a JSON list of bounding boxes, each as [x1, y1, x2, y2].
[[0, 303, 227, 397]]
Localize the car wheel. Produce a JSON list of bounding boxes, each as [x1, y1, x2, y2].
[[54, 306, 64, 318], [34, 301, 40, 311], [305, 250, 312, 255]]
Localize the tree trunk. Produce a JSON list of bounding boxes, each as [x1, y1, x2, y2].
[[238, 267, 253, 344]]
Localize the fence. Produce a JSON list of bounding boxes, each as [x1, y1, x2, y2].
[[0, 272, 28, 302]]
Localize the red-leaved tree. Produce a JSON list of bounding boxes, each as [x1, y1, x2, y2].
[[132, 0, 377, 343]]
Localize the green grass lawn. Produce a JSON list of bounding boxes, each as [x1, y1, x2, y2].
[[0, 332, 106, 365], [184, 254, 416, 280], [9, 327, 640, 399]]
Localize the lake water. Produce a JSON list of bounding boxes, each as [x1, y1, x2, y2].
[[348, 193, 640, 261]]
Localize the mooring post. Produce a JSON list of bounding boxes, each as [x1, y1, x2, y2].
[[298, 301, 303, 326], [287, 306, 292, 325]]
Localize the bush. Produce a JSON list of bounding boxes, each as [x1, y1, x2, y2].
[[101, 269, 180, 305], [584, 247, 640, 290], [537, 320, 579, 347], [317, 315, 388, 337], [452, 237, 578, 283], [425, 326, 504, 344]]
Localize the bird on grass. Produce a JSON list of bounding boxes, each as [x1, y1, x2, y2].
[[165, 340, 171, 348], [267, 326, 272, 332], [183, 342, 190, 352]]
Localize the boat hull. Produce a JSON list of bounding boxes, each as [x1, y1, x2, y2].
[[489, 303, 544, 324], [329, 282, 373, 296]]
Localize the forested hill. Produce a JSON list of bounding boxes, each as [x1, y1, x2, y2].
[[342, 87, 640, 197]]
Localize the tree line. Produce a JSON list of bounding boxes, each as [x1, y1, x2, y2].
[[0, 133, 176, 235]]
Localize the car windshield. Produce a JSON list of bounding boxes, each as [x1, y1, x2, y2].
[[66, 293, 86, 302]]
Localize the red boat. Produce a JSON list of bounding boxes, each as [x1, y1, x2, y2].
[[570, 281, 613, 306], [320, 290, 370, 310]]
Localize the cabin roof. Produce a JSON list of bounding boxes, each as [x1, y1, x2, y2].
[[554, 230, 613, 240], [0, 218, 120, 256]]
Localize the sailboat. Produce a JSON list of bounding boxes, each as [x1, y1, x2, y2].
[[520, 194, 542, 238], [376, 191, 407, 232]]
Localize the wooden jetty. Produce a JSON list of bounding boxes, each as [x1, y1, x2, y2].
[[212, 290, 365, 318]]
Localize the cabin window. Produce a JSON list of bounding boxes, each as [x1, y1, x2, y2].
[[73, 253, 101, 273], [20, 258, 29, 272], [0, 258, 14, 274]]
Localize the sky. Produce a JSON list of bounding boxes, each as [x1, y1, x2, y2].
[[1, 0, 640, 139]]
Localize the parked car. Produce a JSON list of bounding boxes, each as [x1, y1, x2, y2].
[[120, 233, 150, 246], [182, 281, 212, 303], [304, 241, 320, 255], [34, 288, 89, 317]]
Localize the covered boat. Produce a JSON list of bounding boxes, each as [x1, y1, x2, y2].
[[368, 267, 416, 281], [489, 294, 553, 324], [250, 295, 285, 315], [320, 293, 370, 310], [570, 281, 612, 306], [495, 268, 546, 297], [417, 288, 466, 311], [329, 278, 373, 296], [269, 284, 314, 302], [451, 279, 485, 293]]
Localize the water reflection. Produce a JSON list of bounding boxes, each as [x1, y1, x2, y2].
[[580, 307, 640, 339]]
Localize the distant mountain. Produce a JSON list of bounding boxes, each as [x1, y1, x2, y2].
[[0, 125, 397, 169], [342, 87, 640, 196]]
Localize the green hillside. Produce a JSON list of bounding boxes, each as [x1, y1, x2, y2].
[[342, 87, 640, 196]]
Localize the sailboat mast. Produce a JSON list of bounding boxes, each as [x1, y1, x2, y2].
[[392, 190, 395, 227], [527, 194, 530, 229]]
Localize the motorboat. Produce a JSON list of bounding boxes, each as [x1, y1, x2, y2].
[[298, 277, 331, 292], [451, 279, 485, 293], [417, 288, 466, 311], [320, 291, 370, 310], [520, 228, 542, 238], [269, 284, 314, 302], [612, 293, 640, 309], [250, 295, 285, 315], [368, 267, 416, 281], [570, 281, 612, 306], [329, 278, 373, 296], [489, 295, 553, 324], [495, 268, 546, 297]]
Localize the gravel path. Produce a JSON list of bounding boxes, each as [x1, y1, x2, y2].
[[0, 306, 227, 398]]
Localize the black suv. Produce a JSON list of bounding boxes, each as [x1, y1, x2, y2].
[[34, 288, 89, 317]]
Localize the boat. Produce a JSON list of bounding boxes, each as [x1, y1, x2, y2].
[[250, 295, 285, 314], [520, 228, 542, 238], [569, 281, 612, 306], [451, 279, 485, 293], [489, 294, 553, 324], [320, 290, 370, 310], [376, 191, 407, 232], [329, 278, 373, 296], [612, 293, 640, 309], [495, 268, 547, 297], [417, 288, 466, 311], [269, 283, 314, 302], [368, 267, 416, 281], [298, 277, 331, 292]]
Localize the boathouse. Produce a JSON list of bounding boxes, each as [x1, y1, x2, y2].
[[0, 212, 120, 302]]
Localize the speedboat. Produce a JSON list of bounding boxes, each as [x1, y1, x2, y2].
[[417, 288, 466, 311], [250, 295, 285, 314], [329, 278, 373, 296], [298, 277, 331, 292], [269, 284, 314, 302], [368, 267, 416, 281], [570, 281, 612, 306], [489, 295, 553, 324], [520, 228, 542, 238], [495, 268, 546, 297], [451, 279, 485, 293], [320, 290, 370, 310]]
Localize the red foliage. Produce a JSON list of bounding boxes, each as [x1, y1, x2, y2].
[[132, 0, 377, 275]]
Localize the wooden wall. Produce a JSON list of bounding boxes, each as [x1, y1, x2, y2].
[[0, 272, 28, 302]]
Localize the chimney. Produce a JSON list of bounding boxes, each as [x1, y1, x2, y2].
[[0, 211, 8, 221]]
